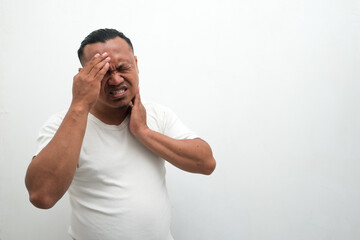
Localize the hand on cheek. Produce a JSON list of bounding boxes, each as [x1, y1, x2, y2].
[[128, 88, 148, 138]]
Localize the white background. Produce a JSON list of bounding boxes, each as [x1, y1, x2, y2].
[[1, 0, 360, 239]]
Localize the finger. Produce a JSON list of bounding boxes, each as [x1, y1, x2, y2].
[[133, 87, 141, 106], [83, 52, 109, 74], [81, 53, 100, 73], [89, 56, 111, 79], [129, 100, 134, 108], [94, 62, 110, 81]]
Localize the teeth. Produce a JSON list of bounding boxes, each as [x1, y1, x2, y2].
[[112, 89, 125, 94]]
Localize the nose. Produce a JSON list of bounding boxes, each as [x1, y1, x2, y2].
[[108, 72, 124, 86]]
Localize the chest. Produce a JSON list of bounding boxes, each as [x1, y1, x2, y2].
[[75, 124, 165, 185]]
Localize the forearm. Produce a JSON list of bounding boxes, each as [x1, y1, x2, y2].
[[25, 105, 89, 209], [134, 128, 216, 175]]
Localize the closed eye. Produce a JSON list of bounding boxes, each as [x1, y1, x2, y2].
[[117, 65, 131, 72]]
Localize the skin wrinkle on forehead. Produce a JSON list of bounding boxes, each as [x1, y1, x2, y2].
[[82, 37, 133, 65]]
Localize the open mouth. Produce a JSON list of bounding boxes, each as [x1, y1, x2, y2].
[[110, 88, 127, 95]]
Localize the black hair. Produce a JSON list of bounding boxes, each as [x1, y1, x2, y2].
[[77, 28, 134, 64]]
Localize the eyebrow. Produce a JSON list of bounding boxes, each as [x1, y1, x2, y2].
[[116, 63, 131, 69], [108, 62, 131, 72]]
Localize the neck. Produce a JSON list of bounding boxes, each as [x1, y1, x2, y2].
[[90, 106, 130, 125]]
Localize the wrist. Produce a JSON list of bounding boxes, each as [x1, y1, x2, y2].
[[132, 126, 152, 141], [69, 102, 91, 117]]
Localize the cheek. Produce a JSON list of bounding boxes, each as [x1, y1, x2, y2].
[[100, 78, 107, 90], [130, 73, 139, 84], [98, 79, 110, 96], [123, 73, 138, 85]]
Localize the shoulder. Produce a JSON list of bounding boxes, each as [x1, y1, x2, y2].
[[142, 101, 198, 139], [143, 101, 172, 113], [35, 110, 67, 155], [142, 101, 178, 134], [40, 110, 67, 131], [143, 101, 176, 119], [44, 110, 67, 124]]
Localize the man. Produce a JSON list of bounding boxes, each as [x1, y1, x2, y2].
[[25, 28, 216, 240]]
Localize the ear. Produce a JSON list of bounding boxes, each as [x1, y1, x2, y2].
[[78, 68, 82, 72], [134, 56, 139, 73]]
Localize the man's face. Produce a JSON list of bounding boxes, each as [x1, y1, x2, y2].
[[82, 37, 139, 112]]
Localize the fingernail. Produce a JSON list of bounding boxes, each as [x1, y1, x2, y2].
[[105, 57, 111, 61], [102, 52, 108, 57], [94, 53, 100, 57]]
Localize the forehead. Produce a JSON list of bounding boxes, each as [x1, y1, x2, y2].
[[82, 37, 133, 63]]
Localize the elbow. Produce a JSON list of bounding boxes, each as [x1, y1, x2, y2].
[[28, 192, 57, 209], [26, 179, 57, 209], [201, 157, 216, 175], [197, 142, 216, 175]]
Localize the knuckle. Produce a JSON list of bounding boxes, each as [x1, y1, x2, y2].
[[93, 64, 101, 71]]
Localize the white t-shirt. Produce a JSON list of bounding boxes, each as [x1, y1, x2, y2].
[[35, 102, 198, 240]]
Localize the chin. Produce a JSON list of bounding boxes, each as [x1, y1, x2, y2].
[[114, 100, 132, 109]]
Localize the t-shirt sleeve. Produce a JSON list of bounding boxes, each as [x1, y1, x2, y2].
[[145, 103, 199, 140], [34, 111, 66, 156]]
